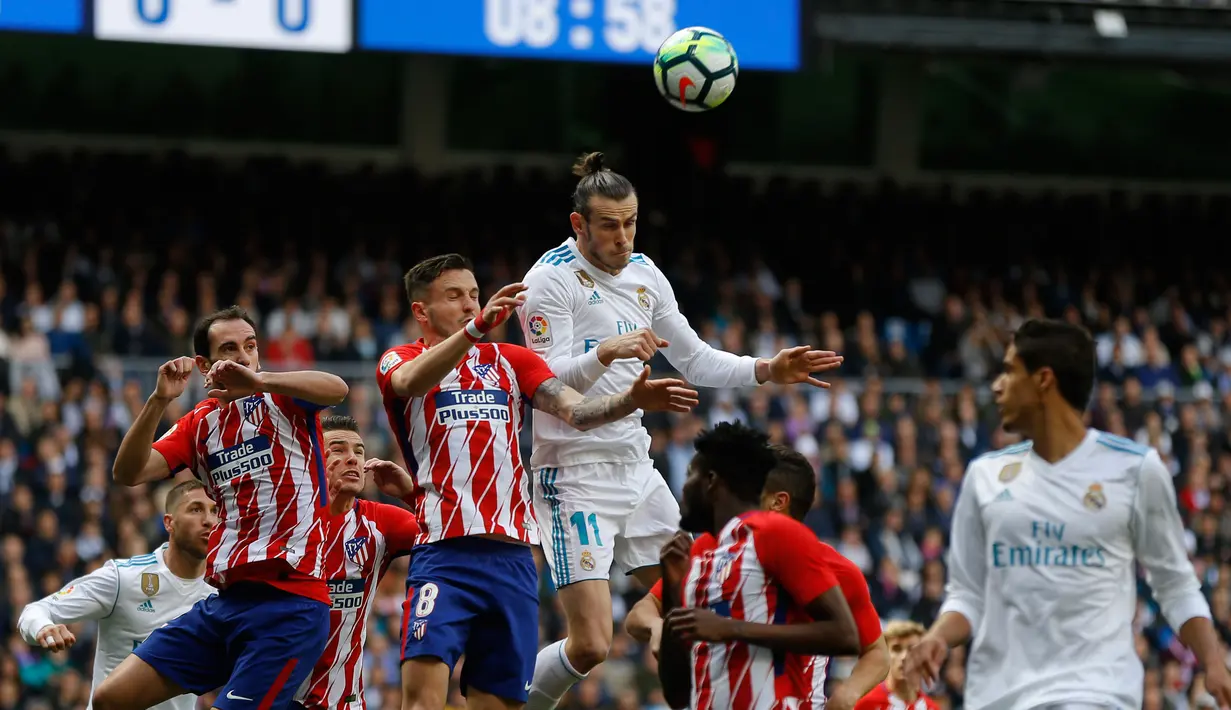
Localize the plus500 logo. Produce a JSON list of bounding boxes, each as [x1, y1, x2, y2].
[[94, 0, 352, 52]]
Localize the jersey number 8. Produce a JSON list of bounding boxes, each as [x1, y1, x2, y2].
[[415, 583, 439, 617]]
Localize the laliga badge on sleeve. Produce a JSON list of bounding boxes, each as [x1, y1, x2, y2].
[[379, 351, 403, 376]]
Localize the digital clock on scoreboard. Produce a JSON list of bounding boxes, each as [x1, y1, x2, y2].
[[359, 0, 800, 71]]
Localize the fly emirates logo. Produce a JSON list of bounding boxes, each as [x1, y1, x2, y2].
[[992, 519, 1108, 569]]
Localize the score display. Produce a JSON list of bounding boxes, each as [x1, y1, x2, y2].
[[359, 0, 800, 71]]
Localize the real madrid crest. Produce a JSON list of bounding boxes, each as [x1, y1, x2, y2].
[[1083, 482, 1107, 511], [141, 572, 160, 597], [998, 462, 1021, 483], [580, 551, 596, 571], [575, 271, 595, 289], [636, 287, 651, 310]]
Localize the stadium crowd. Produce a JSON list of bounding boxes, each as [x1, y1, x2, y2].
[[3, 153, 1231, 710]]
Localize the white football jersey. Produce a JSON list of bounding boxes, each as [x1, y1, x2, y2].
[[17, 544, 216, 710], [519, 238, 759, 468], [941, 430, 1210, 710]]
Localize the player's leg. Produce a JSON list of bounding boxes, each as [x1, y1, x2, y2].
[[92, 596, 230, 710], [458, 540, 540, 710], [526, 465, 629, 710], [401, 542, 481, 710], [214, 584, 330, 710]]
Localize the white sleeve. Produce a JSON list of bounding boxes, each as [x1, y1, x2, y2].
[[518, 267, 608, 394], [1133, 450, 1212, 630], [938, 468, 987, 633], [651, 266, 759, 388], [18, 562, 121, 645]]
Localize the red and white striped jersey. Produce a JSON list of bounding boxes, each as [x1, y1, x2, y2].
[[376, 341, 555, 545], [681, 511, 840, 710], [153, 393, 331, 603], [778, 543, 883, 710], [853, 683, 939, 710], [653, 532, 881, 710], [297, 499, 420, 710]]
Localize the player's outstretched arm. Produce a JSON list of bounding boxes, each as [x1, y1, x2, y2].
[[389, 283, 527, 398], [658, 533, 695, 710], [114, 357, 193, 486], [1133, 451, 1231, 700], [18, 562, 121, 652], [532, 366, 699, 431]]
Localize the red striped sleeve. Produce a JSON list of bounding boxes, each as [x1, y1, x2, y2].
[[497, 344, 556, 399], [750, 513, 838, 607]]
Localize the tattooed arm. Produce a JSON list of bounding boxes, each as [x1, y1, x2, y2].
[[531, 378, 640, 431]]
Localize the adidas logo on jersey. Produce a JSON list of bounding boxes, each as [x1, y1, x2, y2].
[[137, 600, 156, 613], [587, 291, 603, 306], [993, 488, 1013, 504]]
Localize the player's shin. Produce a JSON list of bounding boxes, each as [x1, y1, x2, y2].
[[524, 640, 587, 710]]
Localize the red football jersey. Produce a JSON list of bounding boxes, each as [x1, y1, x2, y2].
[[376, 341, 554, 545], [297, 499, 419, 710], [681, 512, 840, 710], [853, 682, 940, 710], [153, 393, 332, 603]]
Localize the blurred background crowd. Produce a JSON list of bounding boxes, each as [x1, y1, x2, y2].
[[2, 153, 1231, 710]]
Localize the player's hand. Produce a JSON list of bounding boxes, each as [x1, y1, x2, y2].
[[36, 624, 76, 652], [365, 458, 414, 499], [206, 360, 262, 401], [154, 357, 196, 402], [764, 346, 843, 388], [1203, 664, 1231, 710], [480, 282, 528, 330], [659, 531, 692, 589], [629, 365, 699, 414], [665, 607, 735, 644], [904, 634, 948, 688], [824, 686, 860, 710], [595, 328, 669, 366]]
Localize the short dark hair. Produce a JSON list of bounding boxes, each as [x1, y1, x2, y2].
[[693, 422, 776, 505], [192, 306, 257, 359], [1013, 318, 1096, 411], [765, 445, 815, 521], [571, 152, 636, 219], [321, 414, 360, 433], [166, 479, 206, 514], [403, 254, 475, 304]]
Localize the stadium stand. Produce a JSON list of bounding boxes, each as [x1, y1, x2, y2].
[[2, 153, 1230, 710]]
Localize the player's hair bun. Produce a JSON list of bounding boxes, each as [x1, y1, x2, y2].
[[572, 152, 607, 178]]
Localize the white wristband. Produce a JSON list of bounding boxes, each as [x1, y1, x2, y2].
[[464, 319, 486, 343]]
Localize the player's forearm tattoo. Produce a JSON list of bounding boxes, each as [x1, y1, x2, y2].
[[533, 378, 636, 430]]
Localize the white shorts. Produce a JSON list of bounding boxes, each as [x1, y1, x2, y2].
[[533, 460, 680, 588]]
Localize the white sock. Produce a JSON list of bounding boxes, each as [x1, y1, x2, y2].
[[525, 639, 587, 710]]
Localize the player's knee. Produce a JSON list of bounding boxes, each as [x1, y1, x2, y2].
[[565, 635, 611, 673]]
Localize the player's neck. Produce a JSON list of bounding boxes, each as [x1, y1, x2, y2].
[[330, 494, 356, 517], [164, 543, 206, 580], [887, 676, 919, 702], [712, 500, 758, 534], [576, 244, 623, 277], [1029, 407, 1089, 464]]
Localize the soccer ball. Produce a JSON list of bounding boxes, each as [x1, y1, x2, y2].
[[653, 27, 739, 113]]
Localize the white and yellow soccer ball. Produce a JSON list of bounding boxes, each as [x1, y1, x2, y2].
[[653, 27, 739, 113]]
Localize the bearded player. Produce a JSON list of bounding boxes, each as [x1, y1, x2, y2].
[[626, 445, 887, 710], [19, 481, 217, 710], [517, 152, 844, 710], [376, 254, 698, 710], [98, 305, 349, 710], [293, 414, 421, 710], [656, 423, 861, 710], [905, 319, 1231, 709]]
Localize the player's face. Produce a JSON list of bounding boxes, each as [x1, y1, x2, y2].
[[887, 633, 921, 683], [325, 429, 366, 497], [168, 488, 218, 560], [992, 344, 1042, 435], [415, 269, 481, 339], [571, 195, 638, 274], [200, 318, 260, 372], [679, 457, 715, 533]]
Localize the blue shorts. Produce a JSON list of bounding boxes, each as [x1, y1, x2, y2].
[[402, 537, 538, 703], [135, 582, 329, 710]]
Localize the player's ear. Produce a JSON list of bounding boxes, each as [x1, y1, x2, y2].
[[163, 513, 174, 535], [194, 355, 210, 375], [410, 300, 428, 324], [569, 211, 586, 236]]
